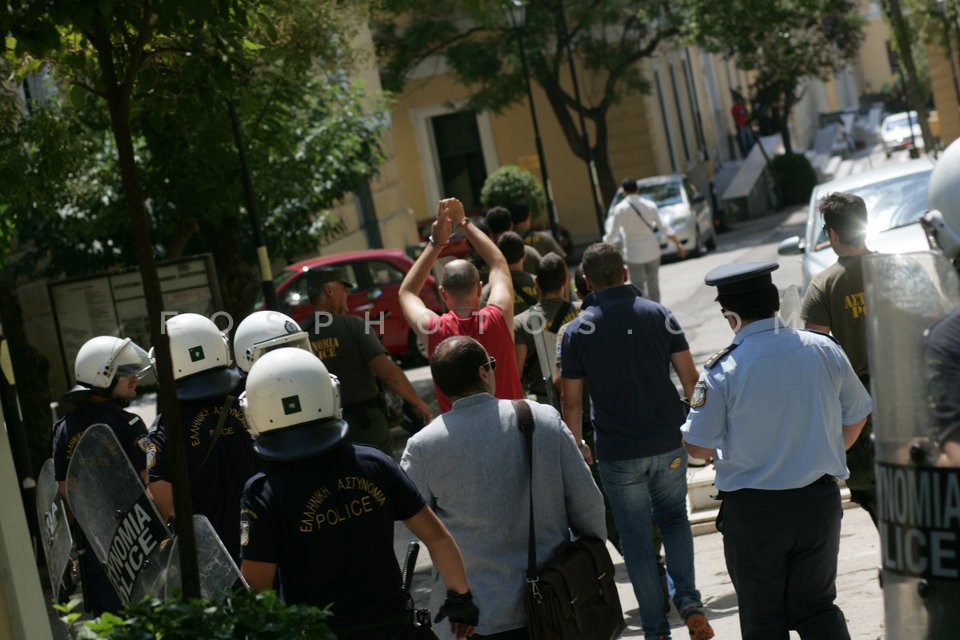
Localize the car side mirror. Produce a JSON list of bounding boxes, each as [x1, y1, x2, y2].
[[777, 236, 805, 256]]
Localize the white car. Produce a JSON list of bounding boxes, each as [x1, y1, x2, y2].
[[607, 175, 717, 258], [881, 111, 924, 158], [778, 157, 934, 289]]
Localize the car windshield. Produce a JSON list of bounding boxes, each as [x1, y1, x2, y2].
[[253, 269, 307, 308], [811, 170, 931, 251], [637, 182, 683, 207], [883, 114, 915, 131]]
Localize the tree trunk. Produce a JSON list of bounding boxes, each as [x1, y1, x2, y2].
[[0, 277, 52, 476], [885, 0, 936, 151], [200, 215, 260, 333]]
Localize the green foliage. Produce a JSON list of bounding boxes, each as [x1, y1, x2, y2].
[[683, 0, 864, 153], [373, 0, 682, 201], [480, 165, 545, 218], [771, 153, 817, 206], [60, 591, 335, 640]]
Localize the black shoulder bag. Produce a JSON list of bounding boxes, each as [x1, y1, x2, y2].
[[513, 400, 625, 640], [626, 200, 658, 233]]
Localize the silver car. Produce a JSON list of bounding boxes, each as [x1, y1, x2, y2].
[[607, 175, 717, 258], [778, 157, 934, 289], [881, 111, 924, 158]]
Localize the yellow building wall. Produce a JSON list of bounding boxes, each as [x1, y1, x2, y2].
[[928, 43, 960, 146], [856, 4, 896, 95]]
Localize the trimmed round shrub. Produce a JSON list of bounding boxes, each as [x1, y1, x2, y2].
[[480, 165, 546, 218], [771, 153, 817, 206]]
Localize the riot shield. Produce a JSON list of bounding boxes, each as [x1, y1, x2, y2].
[[163, 514, 247, 601], [864, 251, 960, 639], [65, 423, 170, 604], [36, 458, 73, 601]]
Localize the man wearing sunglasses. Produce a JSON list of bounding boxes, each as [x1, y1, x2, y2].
[[401, 335, 604, 639]]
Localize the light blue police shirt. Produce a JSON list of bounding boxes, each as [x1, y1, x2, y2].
[[681, 317, 872, 491]]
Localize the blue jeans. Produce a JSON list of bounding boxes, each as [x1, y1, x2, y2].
[[599, 448, 702, 639]]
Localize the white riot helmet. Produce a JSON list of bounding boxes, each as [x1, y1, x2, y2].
[[161, 313, 240, 401], [921, 139, 960, 261], [69, 336, 151, 400], [233, 310, 311, 373], [239, 347, 347, 462]]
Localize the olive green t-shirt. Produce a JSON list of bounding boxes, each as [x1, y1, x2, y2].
[[800, 254, 869, 377], [304, 312, 385, 406]]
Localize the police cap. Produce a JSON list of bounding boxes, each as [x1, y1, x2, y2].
[[306, 266, 356, 297], [704, 261, 779, 296]]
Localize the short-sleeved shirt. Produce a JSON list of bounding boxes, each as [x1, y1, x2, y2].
[[482, 270, 539, 316], [303, 312, 386, 407], [427, 305, 524, 412], [603, 195, 675, 265], [925, 309, 960, 443], [53, 400, 149, 481], [523, 230, 566, 259], [147, 394, 262, 560], [681, 318, 873, 491], [801, 254, 870, 377], [514, 298, 580, 393], [240, 442, 425, 630], [560, 285, 690, 461]]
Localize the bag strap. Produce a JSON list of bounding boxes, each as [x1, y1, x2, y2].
[[194, 394, 235, 481], [513, 399, 538, 583], [626, 199, 657, 233], [547, 301, 574, 335]]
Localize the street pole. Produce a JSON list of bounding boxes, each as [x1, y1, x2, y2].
[[227, 100, 280, 311], [506, 1, 560, 242], [557, 5, 605, 238]]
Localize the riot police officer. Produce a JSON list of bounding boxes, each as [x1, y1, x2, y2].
[[238, 347, 478, 640], [146, 313, 260, 562], [53, 336, 151, 614]]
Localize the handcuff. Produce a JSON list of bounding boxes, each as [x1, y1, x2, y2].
[[429, 217, 470, 248]]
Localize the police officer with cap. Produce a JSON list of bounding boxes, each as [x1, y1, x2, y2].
[[303, 266, 432, 453], [681, 261, 872, 640], [239, 347, 478, 639]]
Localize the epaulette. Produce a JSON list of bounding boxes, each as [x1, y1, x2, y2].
[[704, 343, 738, 370], [801, 328, 841, 346]]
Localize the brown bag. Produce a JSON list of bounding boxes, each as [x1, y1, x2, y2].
[[513, 400, 625, 640]]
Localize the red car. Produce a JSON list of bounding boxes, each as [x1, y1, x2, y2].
[[259, 249, 443, 363]]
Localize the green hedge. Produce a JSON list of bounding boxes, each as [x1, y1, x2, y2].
[[480, 165, 545, 218], [60, 590, 335, 639], [771, 153, 817, 206]]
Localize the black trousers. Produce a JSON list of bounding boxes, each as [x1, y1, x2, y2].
[[471, 629, 529, 640], [720, 477, 850, 640]]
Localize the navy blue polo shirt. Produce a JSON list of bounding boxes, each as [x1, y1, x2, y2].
[[560, 284, 689, 461]]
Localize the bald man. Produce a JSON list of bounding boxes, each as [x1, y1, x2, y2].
[[400, 198, 524, 412]]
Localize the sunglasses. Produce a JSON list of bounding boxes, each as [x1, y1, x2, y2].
[[483, 356, 497, 371]]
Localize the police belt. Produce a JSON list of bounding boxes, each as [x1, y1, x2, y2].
[[342, 396, 382, 413], [716, 474, 838, 499]]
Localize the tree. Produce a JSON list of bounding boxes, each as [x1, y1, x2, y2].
[[373, 0, 683, 206], [683, 0, 864, 154]]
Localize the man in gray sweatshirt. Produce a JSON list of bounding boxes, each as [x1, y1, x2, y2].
[[401, 335, 606, 639]]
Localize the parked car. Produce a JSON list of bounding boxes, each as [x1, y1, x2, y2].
[[607, 175, 717, 258], [777, 156, 935, 289], [880, 111, 924, 158], [256, 249, 443, 363]]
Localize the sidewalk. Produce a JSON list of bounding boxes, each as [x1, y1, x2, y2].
[[405, 503, 885, 639]]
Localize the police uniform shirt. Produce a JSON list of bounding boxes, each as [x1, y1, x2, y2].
[[482, 270, 539, 316], [240, 442, 425, 630], [925, 308, 960, 443], [147, 395, 262, 558], [304, 313, 385, 407], [53, 400, 149, 481], [681, 317, 873, 492]]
